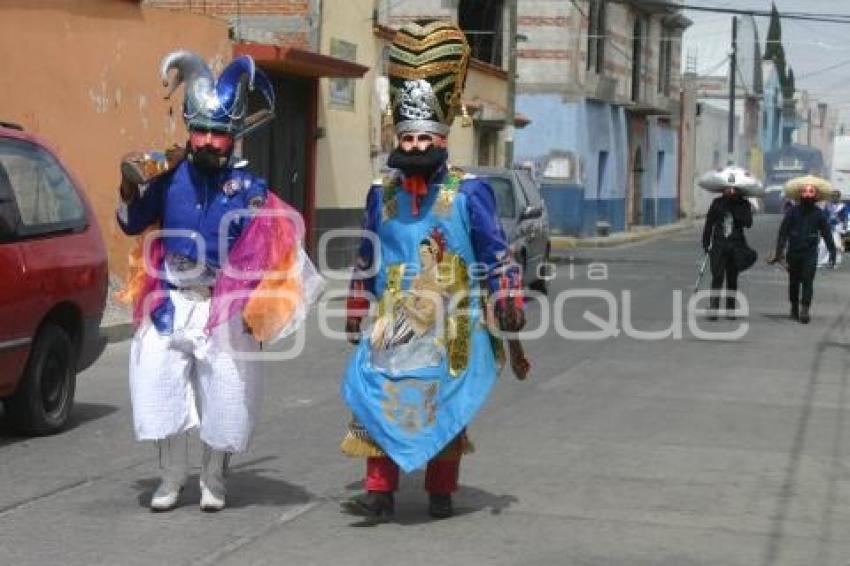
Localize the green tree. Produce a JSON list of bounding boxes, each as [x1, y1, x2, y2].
[[764, 3, 782, 61], [784, 67, 795, 99], [763, 2, 795, 99]]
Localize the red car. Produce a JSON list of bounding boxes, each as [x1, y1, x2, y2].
[[0, 122, 107, 435]]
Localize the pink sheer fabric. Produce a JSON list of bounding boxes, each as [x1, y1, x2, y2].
[[205, 193, 304, 334], [131, 237, 167, 328]]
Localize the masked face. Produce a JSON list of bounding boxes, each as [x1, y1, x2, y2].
[[189, 128, 234, 171], [387, 131, 448, 179], [801, 184, 817, 204]]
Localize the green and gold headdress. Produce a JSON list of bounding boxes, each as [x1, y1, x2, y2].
[[388, 20, 471, 136]]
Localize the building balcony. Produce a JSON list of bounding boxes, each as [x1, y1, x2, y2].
[[628, 89, 680, 116], [584, 74, 619, 103]]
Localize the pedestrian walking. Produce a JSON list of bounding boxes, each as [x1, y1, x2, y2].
[[338, 21, 526, 521], [116, 51, 322, 512], [698, 166, 761, 320], [769, 176, 835, 324]]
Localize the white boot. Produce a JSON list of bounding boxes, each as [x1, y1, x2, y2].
[[150, 433, 189, 512], [200, 443, 229, 512]]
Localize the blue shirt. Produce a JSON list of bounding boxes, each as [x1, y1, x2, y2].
[[117, 160, 267, 269]]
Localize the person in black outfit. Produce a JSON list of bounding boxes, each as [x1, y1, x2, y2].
[[702, 187, 754, 320], [770, 183, 836, 324]]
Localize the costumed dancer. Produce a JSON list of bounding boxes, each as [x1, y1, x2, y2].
[[769, 176, 835, 324], [818, 189, 847, 267], [116, 50, 322, 512], [698, 166, 760, 320], [338, 21, 526, 521]]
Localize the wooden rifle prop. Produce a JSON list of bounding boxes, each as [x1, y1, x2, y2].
[[693, 240, 713, 294]]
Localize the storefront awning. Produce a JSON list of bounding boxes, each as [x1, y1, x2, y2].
[[233, 42, 369, 78]]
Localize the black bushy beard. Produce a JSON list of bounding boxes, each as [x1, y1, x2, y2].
[[190, 145, 231, 172], [387, 145, 448, 179], [801, 197, 817, 208]]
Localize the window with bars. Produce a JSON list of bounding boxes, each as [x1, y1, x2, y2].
[[658, 27, 673, 95], [586, 0, 606, 73], [459, 0, 505, 67], [631, 18, 643, 102]]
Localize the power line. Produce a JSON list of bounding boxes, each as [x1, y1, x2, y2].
[[796, 59, 850, 81], [605, 0, 850, 25]]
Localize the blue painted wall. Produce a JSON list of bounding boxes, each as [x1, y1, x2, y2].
[[517, 95, 629, 236], [640, 121, 679, 226]]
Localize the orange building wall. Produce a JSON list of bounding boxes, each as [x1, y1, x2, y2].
[[0, 0, 231, 279]]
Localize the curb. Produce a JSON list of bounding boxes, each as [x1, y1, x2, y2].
[[550, 220, 695, 251]]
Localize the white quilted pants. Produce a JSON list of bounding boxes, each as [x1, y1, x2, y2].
[[129, 289, 264, 453]]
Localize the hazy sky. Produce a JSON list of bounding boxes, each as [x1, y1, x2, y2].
[[682, 0, 850, 123]]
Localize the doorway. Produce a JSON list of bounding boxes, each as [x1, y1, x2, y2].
[[242, 74, 311, 216], [631, 146, 644, 226]]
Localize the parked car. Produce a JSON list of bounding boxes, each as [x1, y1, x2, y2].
[[0, 122, 107, 435], [464, 166, 551, 292]]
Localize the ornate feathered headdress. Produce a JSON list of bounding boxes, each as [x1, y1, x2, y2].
[[388, 20, 471, 136], [160, 50, 275, 138]]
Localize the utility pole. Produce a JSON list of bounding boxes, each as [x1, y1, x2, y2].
[[728, 15, 737, 160], [807, 107, 812, 146], [504, 0, 518, 169]]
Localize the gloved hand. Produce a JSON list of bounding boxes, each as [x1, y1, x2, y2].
[[164, 144, 186, 169], [345, 317, 362, 345], [496, 295, 525, 333]]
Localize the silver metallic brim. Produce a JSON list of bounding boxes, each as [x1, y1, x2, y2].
[[394, 119, 450, 137]]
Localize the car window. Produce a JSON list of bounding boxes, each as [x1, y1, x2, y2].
[[0, 162, 19, 240], [0, 138, 85, 236], [482, 176, 516, 218], [516, 169, 543, 206]]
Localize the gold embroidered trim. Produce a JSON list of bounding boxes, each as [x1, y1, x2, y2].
[[389, 43, 469, 67], [388, 60, 463, 80], [391, 28, 468, 53], [399, 20, 459, 38]]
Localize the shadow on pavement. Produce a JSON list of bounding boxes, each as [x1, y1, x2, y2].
[[134, 466, 313, 510], [0, 402, 118, 446], [341, 474, 518, 527], [760, 313, 795, 323]]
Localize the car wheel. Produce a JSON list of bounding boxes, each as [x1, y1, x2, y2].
[[529, 245, 550, 295], [4, 324, 76, 435]]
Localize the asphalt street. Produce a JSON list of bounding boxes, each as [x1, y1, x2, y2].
[[3, 213, 850, 565]]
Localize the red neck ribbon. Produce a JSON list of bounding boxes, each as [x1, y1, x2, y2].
[[402, 175, 429, 216]]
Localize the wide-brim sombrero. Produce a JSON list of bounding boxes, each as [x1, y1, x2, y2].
[[698, 166, 764, 197], [784, 175, 832, 201]]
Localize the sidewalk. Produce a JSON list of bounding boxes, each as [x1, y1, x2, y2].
[[550, 219, 695, 253], [99, 278, 133, 345]]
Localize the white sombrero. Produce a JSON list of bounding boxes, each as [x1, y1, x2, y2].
[[698, 165, 764, 197]]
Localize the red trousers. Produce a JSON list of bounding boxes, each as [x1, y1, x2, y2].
[[365, 456, 460, 495]]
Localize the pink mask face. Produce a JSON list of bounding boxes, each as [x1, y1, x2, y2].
[[397, 132, 447, 152], [190, 129, 234, 153], [801, 185, 817, 200]]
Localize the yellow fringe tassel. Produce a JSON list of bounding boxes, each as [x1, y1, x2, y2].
[[339, 431, 475, 460], [340, 431, 386, 458]]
